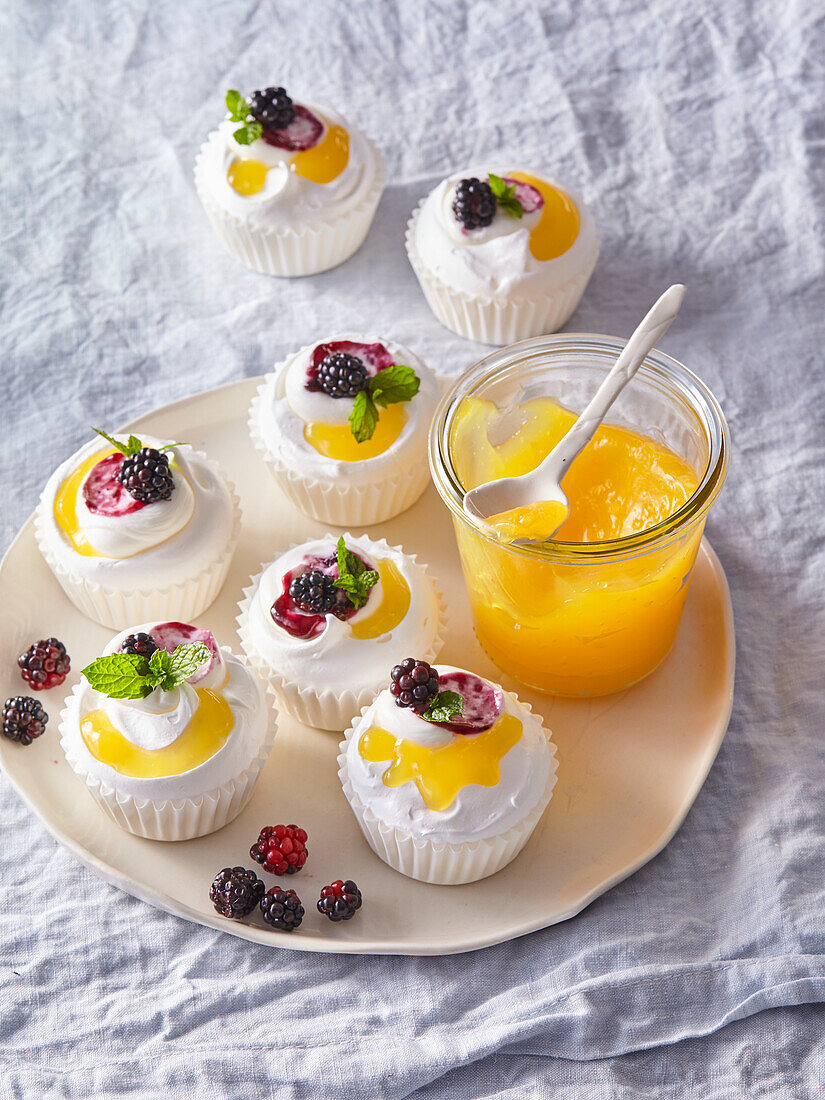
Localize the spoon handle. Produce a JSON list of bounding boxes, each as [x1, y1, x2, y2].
[[547, 284, 686, 482]]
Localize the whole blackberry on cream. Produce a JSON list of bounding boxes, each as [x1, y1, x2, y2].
[[35, 429, 239, 630], [249, 334, 440, 525], [237, 534, 444, 730], [59, 621, 274, 840], [195, 86, 385, 276], [339, 664, 558, 884], [407, 166, 599, 345]]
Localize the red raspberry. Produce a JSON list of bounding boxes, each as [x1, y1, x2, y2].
[[18, 638, 71, 691], [250, 824, 308, 875]]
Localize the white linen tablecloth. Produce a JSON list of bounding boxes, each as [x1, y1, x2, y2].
[[2, 0, 824, 1095]]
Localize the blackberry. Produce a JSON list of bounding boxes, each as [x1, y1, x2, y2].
[[120, 632, 159, 658], [316, 352, 369, 398], [260, 887, 304, 931], [317, 879, 362, 922], [390, 658, 440, 710], [2, 696, 48, 745], [289, 569, 337, 615], [17, 638, 70, 690], [119, 448, 174, 504], [250, 824, 308, 875], [249, 86, 295, 131], [452, 177, 496, 230], [209, 866, 265, 920]]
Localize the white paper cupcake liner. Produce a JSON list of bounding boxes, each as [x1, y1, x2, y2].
[[58, 680, 278, 841], [338, 692, 558, 884], [248, 380, 430, 526], [193, 139, 385, 277], [236, 535, 447, 731], [34, 456, 242, 632], [405, 199, 600, 346]]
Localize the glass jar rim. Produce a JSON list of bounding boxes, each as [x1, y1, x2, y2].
[[428, 332, 730, 562]]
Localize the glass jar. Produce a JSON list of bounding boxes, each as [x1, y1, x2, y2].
[[428, 335, 730, 697]]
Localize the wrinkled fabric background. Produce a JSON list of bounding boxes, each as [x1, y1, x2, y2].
[[2, 0, 825, 1096]]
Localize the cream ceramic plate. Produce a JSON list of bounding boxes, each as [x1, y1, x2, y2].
[[0, 379, 734, 955]]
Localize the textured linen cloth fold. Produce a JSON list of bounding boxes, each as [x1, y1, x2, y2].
[[1, 0, 824, 1096]]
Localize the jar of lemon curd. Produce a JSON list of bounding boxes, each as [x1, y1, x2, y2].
[[429, 336, 729, 697]]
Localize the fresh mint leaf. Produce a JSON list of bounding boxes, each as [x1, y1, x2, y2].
[[368, 364, 420, 409], [81, 653, 154, 699], [91, 429, 185, 458], [349, 389, 379, 444], [233, 121, 262, 145], [92, 427, 130, 456], [167, 642, 210, 686], [333, 536, 379, 610], [422, 691, 465, 724], [225, 89, 248, 122], [487, 173, 523, 219]]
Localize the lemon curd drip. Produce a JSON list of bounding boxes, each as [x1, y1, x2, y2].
[[508, 172, 580, 261], [304, 403, 407, 461], [80, 688, 233, 778], [53, 448, 115, 557], [358, 714, 523, 812], [350, 559, 411, 640], [292, 123, 349, 184], [227, 158, 269, 196]]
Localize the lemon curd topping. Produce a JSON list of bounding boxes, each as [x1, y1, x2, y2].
[[227, 122, 350, 196], [358, 714, 523, 812], [227, 158, 269, 196], [488, 499, 570, 543], [53, 448, 115, 557], [80, 688, 233, 778], [304, 402, 407, 461], [292, 123, 349, 184], [508, 172, 580, 261], [350, 559, 411, 640]]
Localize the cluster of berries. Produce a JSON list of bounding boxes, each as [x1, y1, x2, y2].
[[3, 636, 75, 747]]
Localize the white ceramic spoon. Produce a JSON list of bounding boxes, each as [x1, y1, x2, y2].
[[463, 284, 687, 541]]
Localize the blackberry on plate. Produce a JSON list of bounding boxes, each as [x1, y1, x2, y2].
[[209, 867, 265, 920], [289, 569, 337, 615], [119, 448, 175, 505], [317, 879, 362, 922], [390, 658, 440, 710], [452, 177, 496, 230], [249, 86, 295, 130], [120, 632, 159, 658], [316, 352, 369, 398], [250, 824, 308, 875], [261, 887, 304, 931], [3, 696, 48, 745], [18, 638, 70, 690]]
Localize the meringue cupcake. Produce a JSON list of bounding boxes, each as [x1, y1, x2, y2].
[[339, 663, 557, 884], [60, 621, 275, 841], [407, 168, 599, 345], [237, 533, 444, 730], [249, 334, 440, 525], [35, 430, 240, 630], [194, 85, 385, 276]]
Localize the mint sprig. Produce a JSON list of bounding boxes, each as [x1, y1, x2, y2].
[[422, 691, 464, 724], [488, 174, 523, 219], [333, 536, 379, 610], [82, 642, 210, 700], [349, 364, 420, 444], [92, 428, 185, 458], [225, 89, 262, 146]]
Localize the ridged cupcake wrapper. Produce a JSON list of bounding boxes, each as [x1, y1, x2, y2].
[[337, 692, 559, 885], [193, 139, 386, 277], [405, 200, 600, 346], [58, 681, 278, 841], [248, 380, 430, 526], [35, 455, 242, 632], [235, 534, 447, 731]]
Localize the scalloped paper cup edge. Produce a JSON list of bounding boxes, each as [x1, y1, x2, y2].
[[58, 679, 278, 841], [337, 690, 559, 884], [235, 533, 447, 731], [248, 378, 430, 526], [405, 199, 600, 346], [194, 137, 386, 277], [34, 452, 242, 632]]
